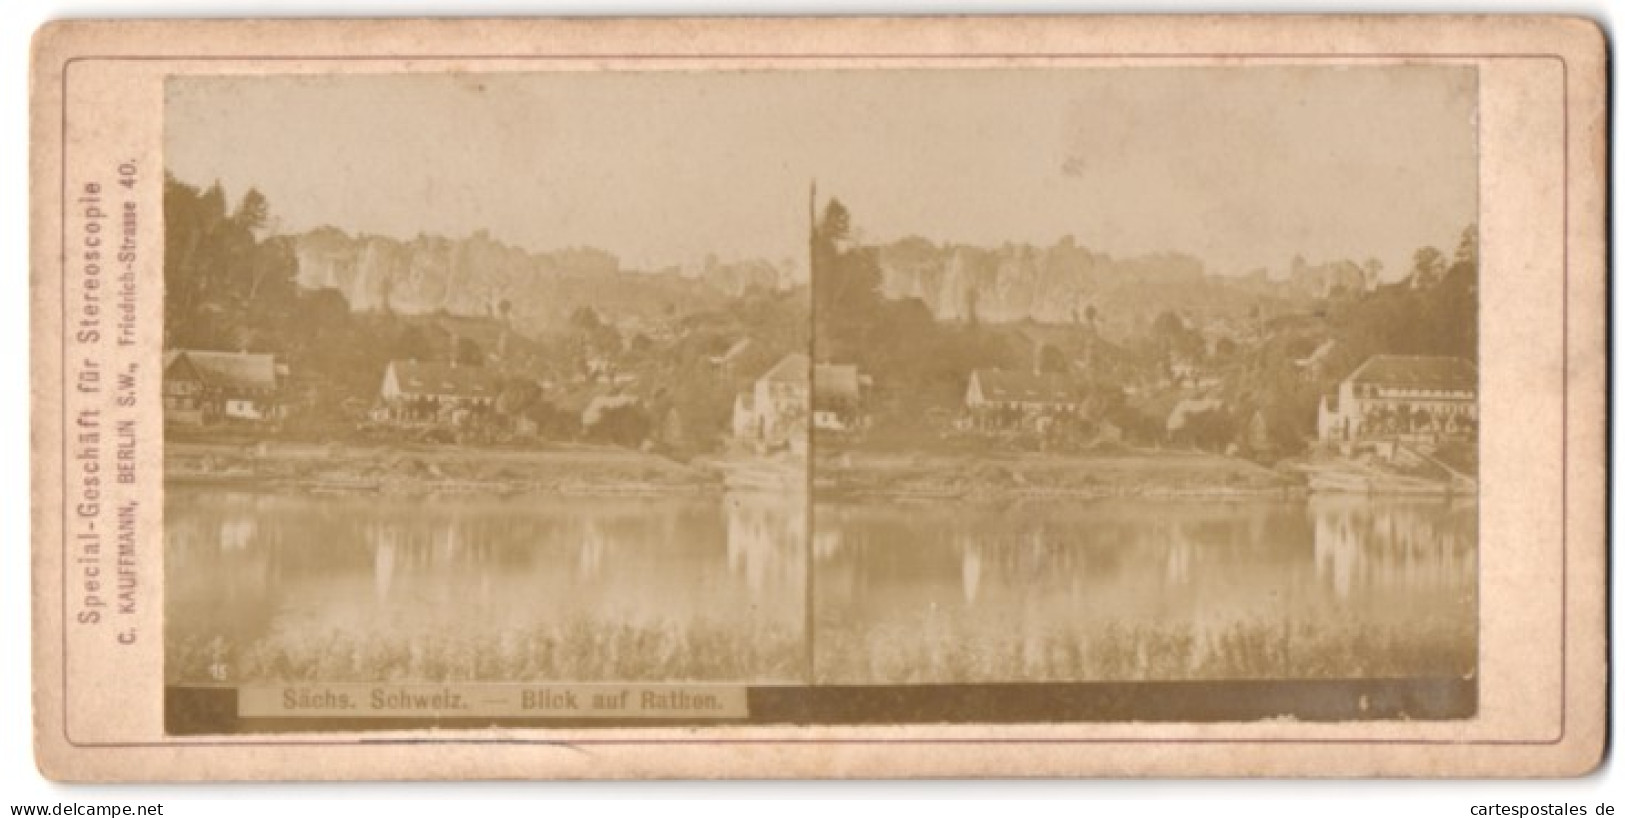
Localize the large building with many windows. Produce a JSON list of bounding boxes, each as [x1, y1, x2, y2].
[[1317, 354, 1477, 446]]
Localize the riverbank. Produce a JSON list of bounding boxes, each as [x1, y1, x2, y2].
[[166, 439, 1467, 500], [814, 447, 1300, 500], [1294, 448, 1478, 497], [165, 439, 722, 495]]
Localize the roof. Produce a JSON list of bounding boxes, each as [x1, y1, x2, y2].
[[164, 350, 280, 392], [582, 394, 641, 426], [1128, 389, 1185, 422], [758, 353, 809, 384], [387, 360, 503, 399], [969, 369, 1082, 405], [1296, 339, 1337, 367], [1167, 397, 1224, 431], [718, 338, 755, 362], [550, 384, 612, 415], [1345, 355, 1476, 390]]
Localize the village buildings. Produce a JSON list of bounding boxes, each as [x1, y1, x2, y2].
[[376, 359, 503, 424], [963, 369, 1085, 431], [731, 353, 809, 451], [731, 353, 869, 452], [162, 349, 286, 426], [1317, 354, 1477, 448]]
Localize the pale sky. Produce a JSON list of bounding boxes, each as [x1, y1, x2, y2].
[[167, 66, 1476, 279]]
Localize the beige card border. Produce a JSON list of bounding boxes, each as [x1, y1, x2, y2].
[[30, 16, 1608, 780]]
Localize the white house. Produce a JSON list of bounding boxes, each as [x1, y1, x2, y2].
[[377, 360, 503, 423], [964, 368, 1085, 432], [732, 353, 809, 449], [1318, 354, 1477, 446]]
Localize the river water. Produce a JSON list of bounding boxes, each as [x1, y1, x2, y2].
[[166, 488, 1475, 686], [165, 489, 808, 684], [812, 496, 1476, 683]]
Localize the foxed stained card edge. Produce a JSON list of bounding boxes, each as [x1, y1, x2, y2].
[[29, 16, 1608, 780]]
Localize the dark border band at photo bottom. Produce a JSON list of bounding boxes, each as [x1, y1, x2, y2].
[[165, 677, 1475, 734]]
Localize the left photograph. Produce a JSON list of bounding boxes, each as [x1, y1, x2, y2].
[[160, 74, 812, 730]]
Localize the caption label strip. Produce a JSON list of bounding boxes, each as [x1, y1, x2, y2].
[[238, 684, 749, 719]]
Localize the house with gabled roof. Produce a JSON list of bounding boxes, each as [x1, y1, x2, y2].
[[966, 369, 1083, 411], [1318, 354, 1477, 446], [731, 353, 809, 451], [730, 352, 871, 450], [710, 338, 757, 372], [964, 369, 1086, 431], [378, 359, 503, 424], [163, 349, 286, 426]]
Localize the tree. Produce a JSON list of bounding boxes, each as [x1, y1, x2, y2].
[[495, 379, 541, 416], [198, 182, 227, 231], [587, 403, 651, 447], [394, 326, 434, 361], [233, 188, 270, 232], [1184, 409, 1235, 453], [1038, 344, 1070, 375], [569, 305, 604, 332], [455, 337, 485, 367], [300, 288, 351, 335], [1362, 258, 1384, 291], [523, 399, 578, 440], [819, 199, 851, 243], [244, 235, 299, 313], [1149, 310, 1204, 365], [1410, 247, 1445, 289], [1150, 310, 1187, 341], [164, 177, 301, 352], [1453, 223, 1478, 268], [811, 198, 884, 363]]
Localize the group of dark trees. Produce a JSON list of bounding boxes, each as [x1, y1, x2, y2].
[[812, 200, 1021, 440], [167, 174, 485, 436], [164, 176, 300, 352]]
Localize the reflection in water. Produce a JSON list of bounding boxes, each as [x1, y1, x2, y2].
[[166, 488, 805, 684], [727, 493, 807, 596], [813, 498, 1476, 684], [961, 542, 982, 604], [1311, 496, 1474, 601], [169, 488, 1476, 688]]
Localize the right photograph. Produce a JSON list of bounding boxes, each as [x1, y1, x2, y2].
[[808, 66, 1479, 699]]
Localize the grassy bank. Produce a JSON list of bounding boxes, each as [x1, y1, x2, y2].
[[168, 616, 804, 685], [814, 615, 1475, 684], [815, 447, 1299, 500], [165, 439, 722, 495]]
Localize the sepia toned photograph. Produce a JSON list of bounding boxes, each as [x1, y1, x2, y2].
[[804, 68, 1480, 691], [156, 66, 1483, 731], [161, 73, 818, 729], [30, 14, 1608, 781]]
